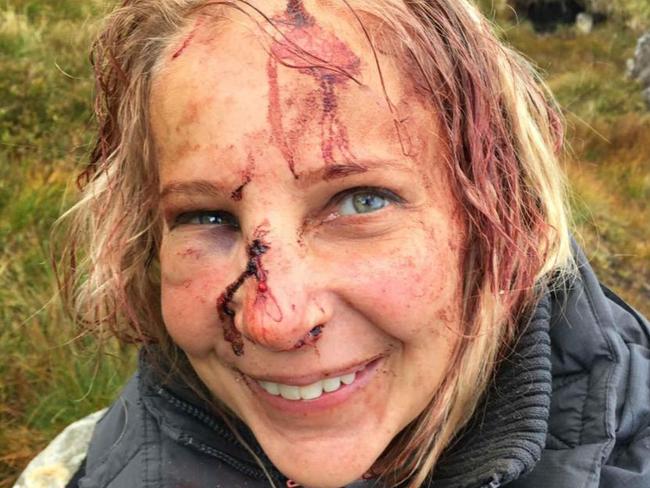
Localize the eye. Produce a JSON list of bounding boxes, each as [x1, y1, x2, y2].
[[173, 210, 239, 229], [337, 188, 399, 216]]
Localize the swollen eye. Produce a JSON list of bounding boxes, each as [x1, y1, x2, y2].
[[339, 192, 390, 215]]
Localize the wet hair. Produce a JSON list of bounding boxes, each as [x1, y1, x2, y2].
[[56, 0, 574, 486]]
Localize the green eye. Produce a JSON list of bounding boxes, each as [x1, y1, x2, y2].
[[339, 190, 392, 215], [174, 211, 239, 228]]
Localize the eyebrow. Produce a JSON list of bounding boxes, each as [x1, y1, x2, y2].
[[296, 160, 415, 188], [159, 160, 415, 200], [160, 180, 229, 201]]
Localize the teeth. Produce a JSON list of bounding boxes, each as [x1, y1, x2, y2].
[[322, 377, 341, 392], [278, 384, 301, 400], [257, 371, 358, 401], [341, 373, 356, 385], [259, 381, 280, 396], [299, 382, 323, 400]]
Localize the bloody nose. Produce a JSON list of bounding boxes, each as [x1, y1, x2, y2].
[[223, 230, 329, 353]]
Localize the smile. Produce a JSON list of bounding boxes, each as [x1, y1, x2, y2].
[[243, 356, 383, 411], [257, 371, 357, 400]]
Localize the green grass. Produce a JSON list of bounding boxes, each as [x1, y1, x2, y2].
[[0, 2, 136, 486], [499, 20, 650, 315], [1, 2, 649, 486]]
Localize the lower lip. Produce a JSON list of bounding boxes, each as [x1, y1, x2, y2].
[[245, 358, 383, 414]]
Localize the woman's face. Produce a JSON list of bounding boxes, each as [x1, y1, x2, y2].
[[153, 1, 464, 486]]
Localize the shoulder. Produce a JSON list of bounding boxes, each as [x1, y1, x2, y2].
[[79, 374, 150, 488], [15, 373, 158, 488], [513, 245, 650, 488], [592, 284, 650, 486], [14, 375, 150, 488]]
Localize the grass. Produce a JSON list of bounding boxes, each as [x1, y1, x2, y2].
[[500, 21, 650, 314], [0, 2, 136, 486], [1, 2, 649, 486]]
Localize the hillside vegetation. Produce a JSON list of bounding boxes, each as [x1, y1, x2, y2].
[[0, 2, 135, 486], [1, 1, 648, 486]]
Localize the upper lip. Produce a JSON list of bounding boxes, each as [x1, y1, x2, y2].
[[240, 354, 384, 386]]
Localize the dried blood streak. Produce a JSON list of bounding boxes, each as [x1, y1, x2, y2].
[[230, 175, 251, 201], [267, 0, 361, 177], [216, 227, 281, 355], [171, 17, 204, 60], [231, 153, 255, 201], [249, 228, 283, 323]]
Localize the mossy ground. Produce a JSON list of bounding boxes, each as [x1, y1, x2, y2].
[[1, 2, 648, 486]]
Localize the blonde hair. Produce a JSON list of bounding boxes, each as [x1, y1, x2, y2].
[[56, 1, 574, 486]]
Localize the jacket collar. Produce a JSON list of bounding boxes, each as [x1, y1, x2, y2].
[[430, 294, 552, 488]]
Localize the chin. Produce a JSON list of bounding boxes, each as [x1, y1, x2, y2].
[[244, 410, 393, 488], [267, 445, 378, 488]]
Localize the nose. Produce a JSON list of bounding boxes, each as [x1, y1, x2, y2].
[[228, 226, 330, 352]]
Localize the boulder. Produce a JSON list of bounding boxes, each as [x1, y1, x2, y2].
[[585, 0, 611, 16], [507, 0, 608, 31], [627, 32, 650, 107], [508, 0, 583, 31], [13, 409, 106, 488], [576, 12, 594, 33]]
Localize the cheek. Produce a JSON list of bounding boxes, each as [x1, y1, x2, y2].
[[159, 235, 235, 356], [159, 229, 238, 285], [333, 229, 463, 342]]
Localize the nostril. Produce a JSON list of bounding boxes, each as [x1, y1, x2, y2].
[[293, 324, 325, 349]]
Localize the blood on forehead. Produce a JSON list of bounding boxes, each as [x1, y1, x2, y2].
[[285, 0, 312, 28], [266, 0, 362, 178], [271, 0, 360, 80]]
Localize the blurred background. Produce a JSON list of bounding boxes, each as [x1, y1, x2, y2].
[[1, 0, 648, 485]]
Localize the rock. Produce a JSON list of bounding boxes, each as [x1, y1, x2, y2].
[[627, 33, 650, 108], [508, 0, 583, 32], [628, 33, 650, 84], [643, 87, 650, 109], [584, 0, 610, 16], [13, 409, 106, 488], [507, 0, 610, 31], [576, 12, 594, 33]]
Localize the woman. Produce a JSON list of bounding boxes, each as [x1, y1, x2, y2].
[[47, 0, 650, 487]]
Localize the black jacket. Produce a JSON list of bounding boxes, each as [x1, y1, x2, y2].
[[74, 247, 650, 488]]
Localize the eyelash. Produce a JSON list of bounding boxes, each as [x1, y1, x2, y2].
[[172, 210, 240, 229], [170, 186, 403, 228], [330, 186, 403, 216]]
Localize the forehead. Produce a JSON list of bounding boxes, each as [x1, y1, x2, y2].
[[150, 0, 438, 180]]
